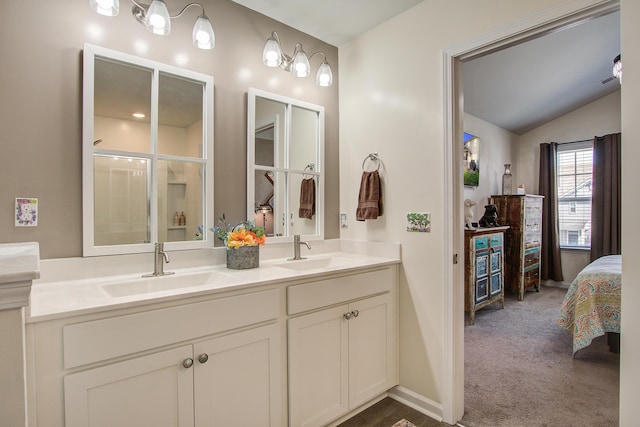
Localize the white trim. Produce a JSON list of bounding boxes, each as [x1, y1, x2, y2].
[[441, 0, 619, 424], [247, 87, 325, 244], [389, 386, 443, 422]]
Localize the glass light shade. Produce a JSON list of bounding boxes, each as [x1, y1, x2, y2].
[[613, 59, 622, 83], [145, 0, 171, 35], [316, 62, 333, 87], [292, 50, 310, 77], [192, 15, 215, 49], [90, 0, 119, 16], [263, 38, 282, 67]]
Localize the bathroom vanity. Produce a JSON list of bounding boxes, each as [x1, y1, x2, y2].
[[25, 241, 399, 427]]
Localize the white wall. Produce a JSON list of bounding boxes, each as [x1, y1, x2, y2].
[[517, 90, 621, 283], [463, 113, 517, 212], [339, 0, 570, 411], [517, 90, 621, 193]]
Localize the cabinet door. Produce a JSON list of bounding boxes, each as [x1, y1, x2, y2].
[[474, 249, 490, 304], [64, 345, 194, 427], [193, 323, 281, 427], [288, 305, 349, 427], [348, 293, 397, 408]]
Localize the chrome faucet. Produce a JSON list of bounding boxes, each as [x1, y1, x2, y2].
[[289, 234, 311, 261], [143, 242, 175, 277]]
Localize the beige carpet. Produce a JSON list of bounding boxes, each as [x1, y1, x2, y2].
[[462, 285, 619, 427]]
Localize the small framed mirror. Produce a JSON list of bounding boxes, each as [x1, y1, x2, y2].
[[247, 88, 324, 242]]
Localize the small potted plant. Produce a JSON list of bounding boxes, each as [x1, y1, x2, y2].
[[212, 214, 266, 269]]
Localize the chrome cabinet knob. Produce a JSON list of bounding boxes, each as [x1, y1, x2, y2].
[[198, 353, 209, 364], [352, 310, 359, 318], [344, 312, 352, 320], [182, 358, 194, 368]]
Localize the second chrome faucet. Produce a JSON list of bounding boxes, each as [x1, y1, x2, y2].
[[289, 235, 311, 261]]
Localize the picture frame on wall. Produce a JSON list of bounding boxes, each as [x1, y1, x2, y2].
[[464, 132, 480, 187]]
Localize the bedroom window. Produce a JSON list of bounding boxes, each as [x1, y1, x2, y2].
[[556, 142, 593, 249]]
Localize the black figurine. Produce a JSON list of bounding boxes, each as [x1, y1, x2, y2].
[[478, 204, 499, 227]]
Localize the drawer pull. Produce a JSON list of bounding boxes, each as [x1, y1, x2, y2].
[[352, 310, 359, 318], [344, 312, 352, 320], [182, 358, 194, 368], [198, 353, 209, 364]]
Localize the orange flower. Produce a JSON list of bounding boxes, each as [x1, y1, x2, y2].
[[227, 227, 265, 248]]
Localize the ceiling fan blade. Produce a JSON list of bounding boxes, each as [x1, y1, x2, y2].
[[601, 75, 616, 85]]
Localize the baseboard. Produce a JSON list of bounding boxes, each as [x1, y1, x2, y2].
[[326, 393, 388, 426], [388, 386, 443, 422]]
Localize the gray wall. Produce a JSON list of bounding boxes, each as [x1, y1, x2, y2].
[[0, 0, 339, 259]]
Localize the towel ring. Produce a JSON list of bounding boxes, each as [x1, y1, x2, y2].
[[362, 153, 380, 171], [303, 163, 315, 178]]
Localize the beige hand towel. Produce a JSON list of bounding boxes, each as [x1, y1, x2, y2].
[[356, 171, 383, 221], [298, 178, 315, 219]]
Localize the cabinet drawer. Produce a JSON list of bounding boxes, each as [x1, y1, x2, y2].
[[489, 234, 503, 246], [63, 288, 279, 369], [524, 248, 540, 267], [287, 268, 393, 315], [474, 237, 489, 250], [524, 267, 540, 288]]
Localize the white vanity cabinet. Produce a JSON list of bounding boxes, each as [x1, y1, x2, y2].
[[28, 287, 283, 427], [287, 267, 398, 427], [64, 323, 280, 427], [26, 254, 401, 427]]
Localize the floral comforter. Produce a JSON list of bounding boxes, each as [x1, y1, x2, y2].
[[557, 255, 622, 354]]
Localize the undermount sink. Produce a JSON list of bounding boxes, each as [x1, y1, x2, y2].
[[273, 257, 343, 271], [101, 270, 234, 298]]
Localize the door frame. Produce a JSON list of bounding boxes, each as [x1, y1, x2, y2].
[[441, 0, 620, 423]]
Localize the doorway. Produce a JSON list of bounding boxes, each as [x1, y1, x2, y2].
[[443, 1, 621, 424]]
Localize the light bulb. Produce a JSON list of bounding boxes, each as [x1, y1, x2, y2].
[[192, 15, 215, 49], [263, 37, 282, 67], [613, 55, 622, 84], [316, 62, 333, 86], [145, 0, 171, 35], [292, 49, 310, 77]]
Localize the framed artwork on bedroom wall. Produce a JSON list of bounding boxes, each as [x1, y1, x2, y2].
[[464, 132, 480, 187]]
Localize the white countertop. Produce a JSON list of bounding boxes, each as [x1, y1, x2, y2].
[[0, 242, 40, 310], [0, 242, 40, 284], [28, 240, 401, 322]]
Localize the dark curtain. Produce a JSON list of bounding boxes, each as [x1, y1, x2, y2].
[[539, 143, 564, 281], [590, 133, 622, 261]]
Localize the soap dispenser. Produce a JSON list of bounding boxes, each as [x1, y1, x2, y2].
[[173, 212, 180, 226], [179, 212, 186, 226]]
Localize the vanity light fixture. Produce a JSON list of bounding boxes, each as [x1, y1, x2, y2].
[[262, 31, 333, 87], [132, 112, 146, 118], [612, 54, 622, 84], [89, 0, 215, 50]]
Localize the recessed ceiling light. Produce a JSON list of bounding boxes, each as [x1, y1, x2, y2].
[[132, 113, 145, 118]]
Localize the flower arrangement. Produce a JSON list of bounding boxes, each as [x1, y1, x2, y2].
[[211, 214, 266, 249]]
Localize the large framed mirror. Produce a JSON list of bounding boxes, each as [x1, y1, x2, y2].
[[83, 44, 214, 256], [247, 88, 324, 242]]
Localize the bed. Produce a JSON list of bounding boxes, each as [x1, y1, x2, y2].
[[557, 255, 621, 354]]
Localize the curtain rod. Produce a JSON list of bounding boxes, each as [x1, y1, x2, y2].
[[556, 138, 593, 145]]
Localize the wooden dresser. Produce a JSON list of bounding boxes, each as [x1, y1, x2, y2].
[[489, 195, 544, 301], [464, 226, 508, 324]]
